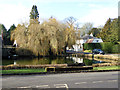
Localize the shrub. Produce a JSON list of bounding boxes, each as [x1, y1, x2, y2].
[[100, 42, 113, 53], [112, 44, 120, 53], [83, 43, 102, 50], [83, 42, 116, 53]]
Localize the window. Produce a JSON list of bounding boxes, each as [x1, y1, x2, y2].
[[96, 40, 99, 42]]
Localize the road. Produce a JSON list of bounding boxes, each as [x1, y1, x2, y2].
[[2, 71, 119, 89]]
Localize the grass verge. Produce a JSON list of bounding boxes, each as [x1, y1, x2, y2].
[[2, 68, 46, 74], [93, 65, 120, 70], [2, 66, 120, 74]]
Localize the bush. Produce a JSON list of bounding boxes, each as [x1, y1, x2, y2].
[[112, 44, 120, 53], [100, 42, 114, 53], [83, 43, 102, 50], [83, 42, 119, 53]]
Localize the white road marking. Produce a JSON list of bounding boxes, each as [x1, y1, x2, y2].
[[107, 80, 118, 82], [75, 82, 87, 84], [17, 86, 31, 88], [54, 84, 68, 88], [64, 84, 68, 89], [36, 85, 50, 88], [92, 81, 103, 83]]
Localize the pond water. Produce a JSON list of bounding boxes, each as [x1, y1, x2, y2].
[[2, 56, 106, 66]]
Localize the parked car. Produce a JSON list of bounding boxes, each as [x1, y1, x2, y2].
[[92, 49, 105, 55]]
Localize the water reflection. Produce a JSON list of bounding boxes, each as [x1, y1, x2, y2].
[[14, 61, 17, 65], [70, 57, 83, 63], [2, 56, 106, 66]]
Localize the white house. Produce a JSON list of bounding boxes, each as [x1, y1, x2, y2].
[[72, 40, 82, 51], [13, 40, 17, 47], [66, 33, 103, 51]]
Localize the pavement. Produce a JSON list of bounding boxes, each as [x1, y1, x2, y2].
[[66, 50, 120, 56], [2, 71, 119, 89], [66, 50, 91, 54], [106, 54, 120, 58]]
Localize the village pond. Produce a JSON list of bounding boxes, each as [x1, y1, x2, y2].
[[2, 56, 107, 66]]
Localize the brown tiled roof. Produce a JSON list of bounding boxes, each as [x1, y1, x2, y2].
[[86, 39, 94, 43]]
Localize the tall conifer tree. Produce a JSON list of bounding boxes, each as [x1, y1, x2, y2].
[[30, 5, 39, 19]]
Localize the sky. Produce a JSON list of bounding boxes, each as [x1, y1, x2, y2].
[[0, 0, 119, 29]]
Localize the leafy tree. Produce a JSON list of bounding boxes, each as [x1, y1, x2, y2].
[[0, 24, 7, 45], [88, 28, 100, 37], [97, 18, 118, 43], [0, 24, 7, 36], [7, 24, 16, 45], [97, 18, 111, 42], [108, 18, 118, 43], [8, 24, 16, 32], [0, 24, 16, 45], [118, 16, 120, 41]]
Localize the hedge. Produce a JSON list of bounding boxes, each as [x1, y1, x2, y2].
[[83, 42, 120, 53], [100, 42, 114, 53], [83, 43, 102, 50], [112, 44, 120, 53]]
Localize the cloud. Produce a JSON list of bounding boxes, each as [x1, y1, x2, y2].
[[0, 3, 31, 29], [0, 0, 51, 29], [0, 0, 118, 29], [118, 1, 120, 16], [79, 7, 118, 27]]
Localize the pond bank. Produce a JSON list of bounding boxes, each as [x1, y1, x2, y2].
[[71, 53, 120, 67], [1, 64, 68, 70], [72, 53, 120, 61], [2, 66, 120, 76]]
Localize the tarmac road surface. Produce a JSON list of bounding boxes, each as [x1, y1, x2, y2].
[[2, 71, 119, 89]]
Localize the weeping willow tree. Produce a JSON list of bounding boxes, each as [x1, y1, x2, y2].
[[11, 6, 76, 56], [11, 17, 76, 56]]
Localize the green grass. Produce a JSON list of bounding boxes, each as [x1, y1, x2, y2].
[[93, 65, 120, 70], [1, 66, 120, 74], [2, 68, 46, 74]]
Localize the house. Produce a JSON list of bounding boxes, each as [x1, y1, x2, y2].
[[13, 40, 17, 47], [67, 33, 103, 51], [86, 38, 103, 43]]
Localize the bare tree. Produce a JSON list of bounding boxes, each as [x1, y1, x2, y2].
[[64, 16, 76, 28], [81, 22, 93, 35]]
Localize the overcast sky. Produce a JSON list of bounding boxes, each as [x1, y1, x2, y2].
[[0, 0, 119, 29]]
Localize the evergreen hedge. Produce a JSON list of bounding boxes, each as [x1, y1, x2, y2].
[[112, 44, 120, 53], [100, 42, 114, 53], [83, 43, 102, 50], [83, 42, 120, 53]]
